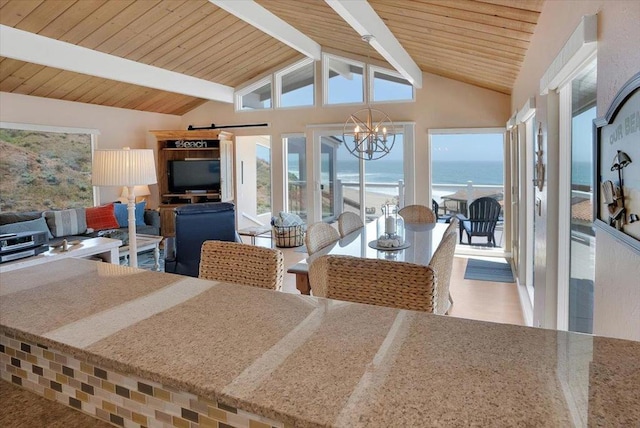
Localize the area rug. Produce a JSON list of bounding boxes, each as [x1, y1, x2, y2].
[[464, 258, 514, 283]]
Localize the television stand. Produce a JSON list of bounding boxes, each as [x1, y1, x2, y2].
[[150, 129, 234, 237], [163, 193, 220, 204]]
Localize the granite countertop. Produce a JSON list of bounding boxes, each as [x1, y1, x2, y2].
[[1, 258, 638, 427]]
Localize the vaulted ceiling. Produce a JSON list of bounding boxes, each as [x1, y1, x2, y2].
[[0, 0, 544, 115]]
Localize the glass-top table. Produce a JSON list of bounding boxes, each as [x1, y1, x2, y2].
[[287, 220, 448, 294]]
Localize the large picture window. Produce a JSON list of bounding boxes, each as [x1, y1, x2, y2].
[[0, 127, 94, 211]]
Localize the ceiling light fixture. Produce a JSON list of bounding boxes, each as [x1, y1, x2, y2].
[[342, 35, 395, 161]]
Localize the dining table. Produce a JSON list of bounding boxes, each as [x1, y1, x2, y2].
[[287, 220, 448, 295]]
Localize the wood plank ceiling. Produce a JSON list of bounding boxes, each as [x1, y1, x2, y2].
[[0, 0, 544, 115]]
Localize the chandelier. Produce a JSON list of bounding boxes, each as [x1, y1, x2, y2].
[[342, 36, 396, 161]]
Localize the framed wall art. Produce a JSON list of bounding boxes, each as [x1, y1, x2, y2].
[[594, 72, 640, 252]]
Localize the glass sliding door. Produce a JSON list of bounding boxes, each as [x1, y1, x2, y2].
[[284, 136, 308, 221], [323, 134, 362, 222], [314, 128, 405, 225], [568, 63, 597, 333], [320, 137, 338, 221], [362, 133, 404, 220]]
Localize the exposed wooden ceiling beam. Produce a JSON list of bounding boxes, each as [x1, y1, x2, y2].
[[210, 0, 322, 60], [0, 25, 234, 104], [325, 0, 423, 88]]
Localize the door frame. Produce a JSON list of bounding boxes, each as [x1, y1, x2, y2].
[[556, 57, 597, 331]]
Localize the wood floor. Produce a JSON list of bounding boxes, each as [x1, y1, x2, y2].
[[246, 236, 524, 327]]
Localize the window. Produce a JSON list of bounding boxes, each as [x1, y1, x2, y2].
[[370, 66, 414, 102], [236, 78, 272, 111], [0, 126, 94, 211], [276, 58, 314, 108], [323, 54, 364, 105]]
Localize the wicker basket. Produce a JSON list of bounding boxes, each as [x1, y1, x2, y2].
[[272, 224, 305, 248]]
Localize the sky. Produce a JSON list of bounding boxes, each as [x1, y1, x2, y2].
[[431, 133, 504, 162]]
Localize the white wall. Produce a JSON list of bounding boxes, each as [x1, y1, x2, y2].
[[511, 0, 640, 340], [180, 67, 510, 219], [0, 92, 181, 207]]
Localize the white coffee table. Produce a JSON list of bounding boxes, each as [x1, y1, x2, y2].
[[0, 237, 122, 273], [119, 234, 163, 271]]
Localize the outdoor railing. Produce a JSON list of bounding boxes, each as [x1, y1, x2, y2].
[[287, 179, 505, 220]]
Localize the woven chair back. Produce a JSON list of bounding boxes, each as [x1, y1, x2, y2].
[[338, 212, 364, 238], [199, 241, 284, 290], [305, 222, 340, 255], [428, 231, 458, 315], [399, 205, 437, 223], [444, 217, 459, 236], [309, 255, 437, 313]]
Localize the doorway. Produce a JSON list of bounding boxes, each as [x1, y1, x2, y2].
[[429, 129, 507, 254], [235, 135, 272, 229]]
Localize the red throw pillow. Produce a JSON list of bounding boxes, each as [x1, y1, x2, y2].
[[85, 203, 119, 231]]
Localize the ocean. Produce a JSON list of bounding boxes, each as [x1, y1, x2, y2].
[[314, 159, 593, 198], [331, 160, 505, 186]]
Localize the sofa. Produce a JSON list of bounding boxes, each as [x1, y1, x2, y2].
[[0, 202, 160, 247]]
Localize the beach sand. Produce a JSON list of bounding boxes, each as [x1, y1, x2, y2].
[[341, 187, 399, 217]]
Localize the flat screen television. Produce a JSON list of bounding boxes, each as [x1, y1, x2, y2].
[[168, 159, 221, 193]]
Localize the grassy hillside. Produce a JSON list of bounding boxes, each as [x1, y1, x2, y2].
[[256, 157, 271, 214], [0, 129, 93, 212]]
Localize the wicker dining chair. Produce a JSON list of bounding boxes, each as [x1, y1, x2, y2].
[[428, 231, 458, 315], [305, 222, 340, 255], [309, 255, 437, 313], [399, 204, 437, 224], [337, 212, 364, 238], [199, 241, 284, 290], [444, 217, 459, 236]]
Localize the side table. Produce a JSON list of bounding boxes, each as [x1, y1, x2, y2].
[[119, 234, 163, 271], [238, 225, 272, 245]]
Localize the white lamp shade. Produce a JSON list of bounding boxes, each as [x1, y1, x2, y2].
[[120, 185, 151, 198], [92, 148, 157, 187]]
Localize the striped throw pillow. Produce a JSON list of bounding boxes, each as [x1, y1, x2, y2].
[[44, 208, 87, 238]]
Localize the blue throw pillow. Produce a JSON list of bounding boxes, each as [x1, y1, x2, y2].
[[0, 216, 53, 239], [114, 201, 146, 227]]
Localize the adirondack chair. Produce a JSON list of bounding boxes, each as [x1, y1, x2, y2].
[[457, 197, 502, 247], [432, 199, 452, 223]]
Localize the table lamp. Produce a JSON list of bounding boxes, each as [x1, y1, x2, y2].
[[92, 147, 157, 268], [120, 185, 151, 203]]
